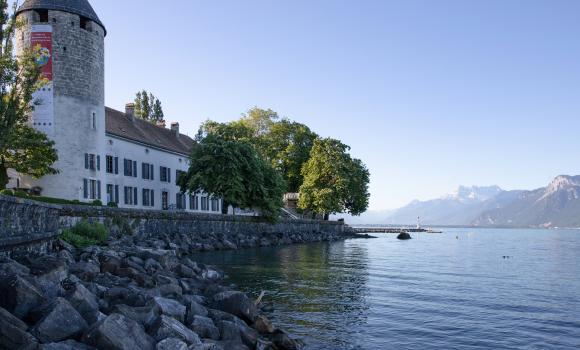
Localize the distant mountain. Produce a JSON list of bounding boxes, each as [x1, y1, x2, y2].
[[384, 185, 516, 226], [472, 175, 580, 228]]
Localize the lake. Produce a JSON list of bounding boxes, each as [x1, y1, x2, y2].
[[193, 228, 580, 349]]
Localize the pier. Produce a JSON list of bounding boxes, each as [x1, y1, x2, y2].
[[350, 227, 443, 234]]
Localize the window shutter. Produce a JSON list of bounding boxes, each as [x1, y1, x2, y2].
[[115, 185, 119, 204], [134, 188, 138, 204], [114, 157, 119, 174], [97, 180, 101, 199], [168, 168, 171, 183], [150, 164, 154, 180], [123, 159, 127, 176], [85, 154, 89, 169], [133, 161, 137, 178], [83, 179, 88, 198], [142, 189, 146, 206], [97, 155, 100, 171], [142, 163, 146, 179], [151, 190, 155, 207]]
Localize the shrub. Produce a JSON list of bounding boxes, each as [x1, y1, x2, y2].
[[60, 220, 109, 249], [13, 190, 28, 198], [91, 199, 103, 206], [0, 189, 14, 196], [107, 201, 118, 208]]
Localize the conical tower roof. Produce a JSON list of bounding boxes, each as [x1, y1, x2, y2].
[[16, 0, 106, 35]]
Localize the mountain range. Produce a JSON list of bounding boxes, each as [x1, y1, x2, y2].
[[353, 175, 580, 228]]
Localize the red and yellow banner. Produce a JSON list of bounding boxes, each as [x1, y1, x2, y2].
[[31, 28, 53, 81]]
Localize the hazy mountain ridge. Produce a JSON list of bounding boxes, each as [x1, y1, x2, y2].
[[380, 175, 580, 228]]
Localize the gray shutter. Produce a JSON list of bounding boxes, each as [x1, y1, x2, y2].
[[142, 163, 146, 179], [97, 180, 101, 199], [133, 161, 137, 178], [168, 168, 171, 183], [134, 188, 138, 204], [85, 154, 89, 169], [151, 190, 154, 207], [150, 164, 154, 180], [123, 159, 127, 176], [97, 155, 100, 171], [115, 185, 119, 203], [83, 179, 88, 198], [114, 157, 118, 174]]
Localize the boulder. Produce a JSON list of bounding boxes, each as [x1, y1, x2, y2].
[[397, 232, 412, 240], [149, 297, 186, 323], [0, 306, 39, 350], [254, 315, 275, 334], [69, 262, 100, 281], [189, 343, 225, 350], [31, 297, 88, 343], [190, 315, 220, 340], [0, 258, 30, 276], [0, 274, 45, 319], [156, 337, 187, 350], [40, 340, 96, 350], [111, 304, 160, 329], [211, 291, 258, 324], [29, 256, 68, 299], [217, 320, 241, 342], [83, 313, 155, 350], [149, 315, 201, 345], [65, 283, 100, 325], [186, 301, 208, 324], [272, 329, 302, 350]]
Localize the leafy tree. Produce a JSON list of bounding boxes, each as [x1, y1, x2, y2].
[[299, 138, 370, 217], [179, 130, 286, 221], [0, 1, 58, 189], [134, 90, 164, 123]]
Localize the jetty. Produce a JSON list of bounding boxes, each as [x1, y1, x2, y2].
[[350, 227, 443, 234]]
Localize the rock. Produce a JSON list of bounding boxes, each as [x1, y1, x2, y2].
[[254, 315, 275, 334], [217, 320, 241, 342], [211, 291, 258, 324], [65, 283, 100, 325], [189, 343, 224, 350], [111, 304, 160, 329], [397, 232, 412, 240], [201, 269, 221, 281], [69, 261, 100, 281], [156, 337, 188, 350], [40, 339, 96, 349], [0, 306, 39, 350], [144, 258, 162, 273], [0, 274, 45, 319], [0, 258, 30, 276], [190, 315, 220, 340], [83, 313, 155, 350], [149, 297, 186, 323], [186, 301, 208, 324], [272, 329, 302, 350], [29, 256, 68, 299], [31, 297, 88, 343], [149, 315, 201, 345], [158, 283, 182, 298]]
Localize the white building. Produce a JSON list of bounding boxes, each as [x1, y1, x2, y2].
[[11, 0, 222, 214]]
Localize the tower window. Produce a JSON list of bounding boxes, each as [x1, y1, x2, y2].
[[80, 16, 92, 31], [91, 113, 96, 129], [34, 10, 49, 23]]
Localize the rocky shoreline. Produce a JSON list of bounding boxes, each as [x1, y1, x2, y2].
[[0, 232, 320, 350]]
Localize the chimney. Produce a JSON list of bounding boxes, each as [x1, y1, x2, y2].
[[125, 103, 135, 121], [170, 122, 179, 138], [156, 120, 166, 128]]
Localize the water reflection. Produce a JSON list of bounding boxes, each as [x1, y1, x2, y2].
[[193, 241, 371, 348]]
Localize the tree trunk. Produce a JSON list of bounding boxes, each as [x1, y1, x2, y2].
[[0, 162, 9, 190]]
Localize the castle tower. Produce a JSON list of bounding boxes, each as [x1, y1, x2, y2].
[[15, 0, 106, 201]]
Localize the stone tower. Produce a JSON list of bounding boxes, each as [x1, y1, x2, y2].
[[15, 0, 106, 201]]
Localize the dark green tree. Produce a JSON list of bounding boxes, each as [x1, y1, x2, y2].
[[134, 90, 164, 123], [0, 1, 58, 189], [179, 129, 286, 221], [299, 138, 370, 217]]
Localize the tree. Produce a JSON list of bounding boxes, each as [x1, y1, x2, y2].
[[179, 129, 286, 221], [134, 90, 164, 123], [0, 1, 58, 189], [299, 138, 370, 217]]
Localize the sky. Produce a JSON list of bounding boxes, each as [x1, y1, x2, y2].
[[92, 0, 580, 211]]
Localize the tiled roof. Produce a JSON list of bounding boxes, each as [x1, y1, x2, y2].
[[16, 0, 106, 34], [105, 107, 195, 156]]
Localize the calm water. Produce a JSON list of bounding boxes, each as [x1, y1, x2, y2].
[[193, 228, 580, 349]]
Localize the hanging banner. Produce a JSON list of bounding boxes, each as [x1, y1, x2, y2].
[[30, 24, 54, 136]]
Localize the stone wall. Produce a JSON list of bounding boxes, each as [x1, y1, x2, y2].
[[0, 195, 345, 256]]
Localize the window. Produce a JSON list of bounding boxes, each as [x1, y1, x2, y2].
[[160, 166, 171, 183], [201, 196, 209, 211], [142, 163, 154, 180], [80, 16, 92, 31], [124, 159, 137, 177], [176, 193, 186, 210], [83, 179, 101, 200], [106, 184, 119, 204], [176, 170, 186, 185], [142, 189, 155, 207], [106, 156, 118, 174], [124, 186, 138, 205], [85, 153, 99, 171], [34, 10, 48, 23], [211, 198, 220, 212], [91, 113, 96, 129], [161, 191, 169, 210], [189, 194, 199, 210]]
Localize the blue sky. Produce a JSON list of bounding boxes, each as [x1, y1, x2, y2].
[[93, 0, 580, 210]]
